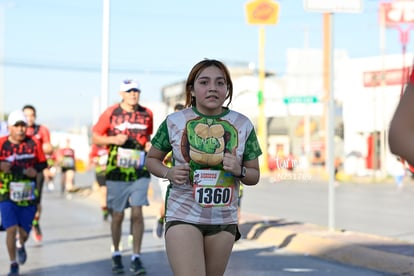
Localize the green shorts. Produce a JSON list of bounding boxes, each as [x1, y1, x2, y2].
[[165, 221, 241, 241]]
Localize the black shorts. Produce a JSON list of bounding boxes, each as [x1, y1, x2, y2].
[[165, 221, 241, 241], [61, 167, 75, 173], [95, 171, 106, 187]]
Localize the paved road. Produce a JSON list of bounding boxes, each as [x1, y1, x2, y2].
[[242, 174, 414, 242], [0, 171, 392, 275]]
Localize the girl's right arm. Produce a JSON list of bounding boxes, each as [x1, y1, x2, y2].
[[145, 147, 169, 179]]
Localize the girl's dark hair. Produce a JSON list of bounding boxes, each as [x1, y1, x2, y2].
[[184, 59, 233, 108]]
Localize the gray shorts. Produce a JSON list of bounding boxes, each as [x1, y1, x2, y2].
[[106, 178, 150, 212]]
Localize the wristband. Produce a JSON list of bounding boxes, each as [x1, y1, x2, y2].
[[238, 166, 246, 178]]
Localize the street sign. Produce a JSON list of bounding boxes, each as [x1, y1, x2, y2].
[[380, 1, 414, 26], [283, 96, 319, 104], [303, 0, 363, 13], [245, 0, 280, 25]]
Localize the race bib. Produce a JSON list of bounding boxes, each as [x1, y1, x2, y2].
[[62, 156, 75, 168], [116, 148, 145, 169], [193, 170, 235, 208], [9, 181, 35, 202]]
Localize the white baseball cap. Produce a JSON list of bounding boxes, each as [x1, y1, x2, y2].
[[119, 79, 140, 92], [7, 110, 27, 126]]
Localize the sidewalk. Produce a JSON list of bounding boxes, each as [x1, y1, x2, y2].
[[239, 211, 414, 276], [254, 172, 414, 275]]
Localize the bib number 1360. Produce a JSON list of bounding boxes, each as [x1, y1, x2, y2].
[[194, 186, 233, 207]]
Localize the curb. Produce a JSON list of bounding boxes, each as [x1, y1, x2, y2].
[[247, 222, 414, 275]]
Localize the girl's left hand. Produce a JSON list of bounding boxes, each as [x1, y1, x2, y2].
[[223, 148, 240, 176]]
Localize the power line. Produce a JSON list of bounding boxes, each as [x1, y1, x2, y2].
[[2, 60, 186, 75]]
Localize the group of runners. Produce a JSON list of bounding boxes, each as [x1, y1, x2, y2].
[[0, 105, 79, 275], [0, 59, 263, 276], [88, 60, 261, 276]]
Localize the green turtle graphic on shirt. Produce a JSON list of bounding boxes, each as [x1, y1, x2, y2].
[[183, 117, 238, 171]]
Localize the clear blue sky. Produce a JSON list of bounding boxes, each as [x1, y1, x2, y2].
[[1, 0, 407, 129]]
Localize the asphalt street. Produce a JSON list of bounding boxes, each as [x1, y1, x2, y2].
[[242, 172, 414, 242]]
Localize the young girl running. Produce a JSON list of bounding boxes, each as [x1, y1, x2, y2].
[[145, 59, 262, 276]]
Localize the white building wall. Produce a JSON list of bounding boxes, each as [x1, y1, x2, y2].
[[342, 54, 413, 175], [230, 76, 285, 124]]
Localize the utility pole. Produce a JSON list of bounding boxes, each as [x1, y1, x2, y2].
[[0, 6, 5, 120], [323, 12, 336, 231], [304, 0, 363, 232], [303, 25, 311, 162], [100, 0, 110, 113], [379, 3, 387, 180]]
